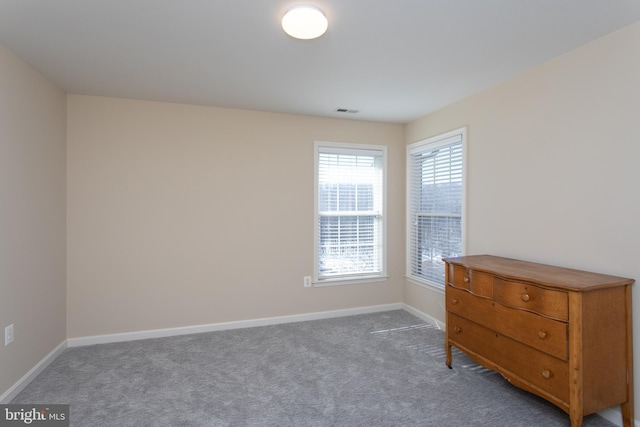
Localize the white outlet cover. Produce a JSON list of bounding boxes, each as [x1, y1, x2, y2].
[[5, 324, 14, 346]]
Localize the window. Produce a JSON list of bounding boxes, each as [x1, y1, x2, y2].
[[407, 128, 465, 289], [314, 141, 387, 285]]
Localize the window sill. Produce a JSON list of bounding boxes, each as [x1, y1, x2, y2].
[[405, 275, 445, 295], [314, 275, 389, 287]]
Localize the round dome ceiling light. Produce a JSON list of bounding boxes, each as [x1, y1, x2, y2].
[[282, 5, 328, 40]]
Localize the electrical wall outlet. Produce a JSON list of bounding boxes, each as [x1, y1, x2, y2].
[[5, 323, 14, 346], [303, 276, 312, 288]]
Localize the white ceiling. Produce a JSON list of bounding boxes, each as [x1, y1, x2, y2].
[[1, 1, 640, 123]]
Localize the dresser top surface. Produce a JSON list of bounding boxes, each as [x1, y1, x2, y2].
[[444, 255, 634, 291]]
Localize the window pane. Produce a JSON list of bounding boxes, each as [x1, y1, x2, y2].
[[316, 144, 385, 282], [319, 215, 379, 277], [412, 214, 462, 284], [356, 184, 374, 211], [407, 131, 464, 287]]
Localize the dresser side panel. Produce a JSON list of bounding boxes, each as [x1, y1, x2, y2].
[[581, 287, 628, 414]]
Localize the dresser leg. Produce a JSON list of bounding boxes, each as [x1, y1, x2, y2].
[[621, 401, 633, 427], [445, 343, 452, 368], [622, 284, 634, 427], [569, 414, 583, 427]]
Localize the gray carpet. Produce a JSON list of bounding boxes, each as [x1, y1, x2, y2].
[[12, 310, 616, 426]]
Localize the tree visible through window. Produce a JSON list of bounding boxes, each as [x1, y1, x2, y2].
[[407, 129, 465, 288], [315, 142, 386, 284]]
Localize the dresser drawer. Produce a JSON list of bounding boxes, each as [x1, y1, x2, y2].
[[447, 285, 493, 320], [491, 305, 567, 361], [449, 265, 493, 298], [447, 286, 568, 360], [493, 277, 568, 321], [448, 313, 569, 403]]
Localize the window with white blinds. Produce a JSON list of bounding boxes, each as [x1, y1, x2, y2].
[[407, 128, 465, 289], [315, 142, 386, 284]]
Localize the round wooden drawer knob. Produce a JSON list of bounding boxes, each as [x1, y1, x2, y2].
[[541, 369, 552, 379], [454, 326, 462, 334], [463, 277, 470, 283], [538, 330, 548, 339], [521, 293, 530, 302], [452, 299, 459, 305]]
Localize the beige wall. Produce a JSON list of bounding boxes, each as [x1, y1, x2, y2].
[[404, 20, 640, 413], [67, 95, 404, 338], [0, 44, 67, 395]]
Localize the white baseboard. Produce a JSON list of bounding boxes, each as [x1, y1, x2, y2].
[[597, 406, 638, 427], [67, 303, 405, 347], [402, 303, 445, 330], [0, 340, 67, 403]]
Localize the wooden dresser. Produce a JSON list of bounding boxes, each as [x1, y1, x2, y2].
[[444, 255, 634, 427]]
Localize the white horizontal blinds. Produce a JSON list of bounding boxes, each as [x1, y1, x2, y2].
[[318, 146, 383, 279], [408, 133, 463, 286]]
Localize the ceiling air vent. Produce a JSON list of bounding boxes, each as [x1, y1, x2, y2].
[[335, 108, 359, 114]]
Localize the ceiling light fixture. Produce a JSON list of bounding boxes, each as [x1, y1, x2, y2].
[[282, 5, 328, 40]]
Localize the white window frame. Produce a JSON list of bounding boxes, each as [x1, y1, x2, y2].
[[406, 128, 466, 292], [314, 141, 388, 286]]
